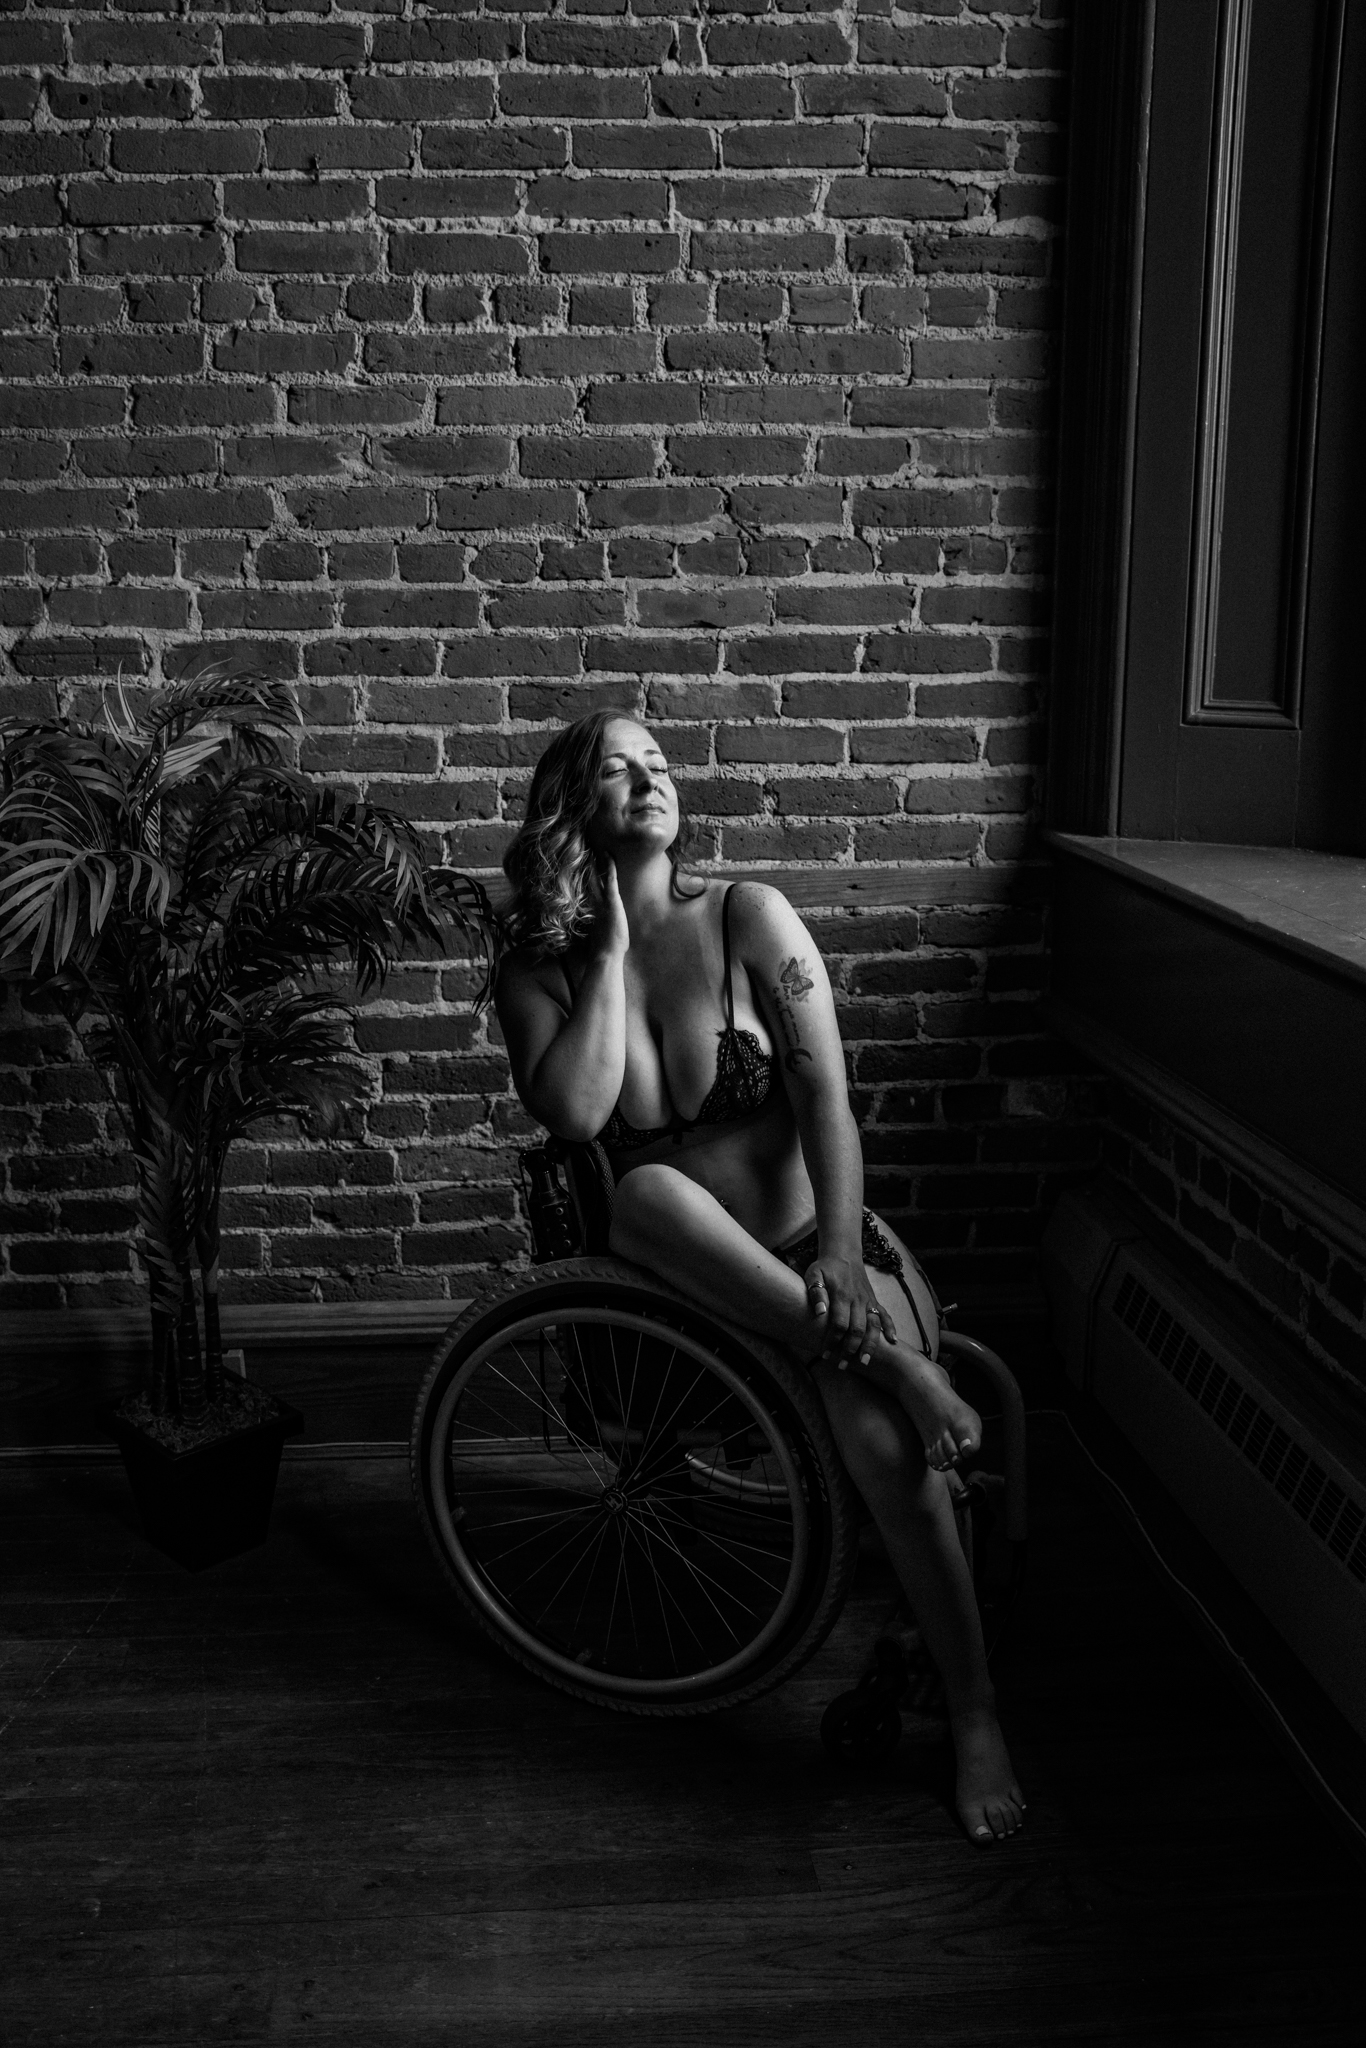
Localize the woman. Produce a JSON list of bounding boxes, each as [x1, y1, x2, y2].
[[495, 711, 1025, 1844]]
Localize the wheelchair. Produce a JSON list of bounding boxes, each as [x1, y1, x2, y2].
[[411, 1139, 1028, 1742]]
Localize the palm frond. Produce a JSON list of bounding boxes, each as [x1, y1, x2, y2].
[[139, 668, 299, 745], [0, 844, 121, 973], [174, 762, 312, 904], [0, 735, 125, 828], [148, 729, 234, 796], [2, 649, 501, 1422], [212, 846, 417, 992]]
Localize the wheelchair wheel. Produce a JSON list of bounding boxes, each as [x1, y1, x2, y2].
[[412, 1257, 860, 1715]]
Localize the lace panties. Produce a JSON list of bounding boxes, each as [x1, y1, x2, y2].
[[775, 1209, 936, 1357]]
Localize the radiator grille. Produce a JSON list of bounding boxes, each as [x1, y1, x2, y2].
[[1113, 1269, 1366, 1586]]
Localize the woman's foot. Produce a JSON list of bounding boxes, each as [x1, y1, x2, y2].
[[849, 1339, 980, 1471], [953, 1707, 1025, 1844]]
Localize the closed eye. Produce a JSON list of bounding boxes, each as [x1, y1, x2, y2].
[[601, 755, 670, 780]]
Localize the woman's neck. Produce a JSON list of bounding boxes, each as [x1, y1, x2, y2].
[[613, 846, 679, 936]]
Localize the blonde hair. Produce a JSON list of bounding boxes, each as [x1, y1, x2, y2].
[[502, 711, 693, 954]]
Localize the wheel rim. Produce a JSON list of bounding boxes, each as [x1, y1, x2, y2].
[[426, 1306, 812, 1699]]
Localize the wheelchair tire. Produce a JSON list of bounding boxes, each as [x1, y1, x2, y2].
[[411, 1257, 860, 1716]]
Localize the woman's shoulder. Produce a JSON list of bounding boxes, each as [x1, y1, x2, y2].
[[719, 878, 805, 939], [495, 938, 576, 1007]]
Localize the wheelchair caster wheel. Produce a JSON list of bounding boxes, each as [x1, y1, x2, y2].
[[821, 1688, 903, 1765]]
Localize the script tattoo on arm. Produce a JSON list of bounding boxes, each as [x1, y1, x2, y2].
[[773, 955, 816, 1073]]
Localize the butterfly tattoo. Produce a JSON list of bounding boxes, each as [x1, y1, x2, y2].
[[778, 956, 815, 1002]]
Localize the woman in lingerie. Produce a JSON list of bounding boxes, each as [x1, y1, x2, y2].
[[495, 710, 1025, 1844]]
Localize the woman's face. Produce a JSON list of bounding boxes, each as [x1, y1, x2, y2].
[[587, 718, 679, 858]]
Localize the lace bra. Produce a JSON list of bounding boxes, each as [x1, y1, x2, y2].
[[598, 885, 779, 1153]]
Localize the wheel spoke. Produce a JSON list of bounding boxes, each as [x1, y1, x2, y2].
[[535, 1508, 618, 1642], [484, 1346, 609, 1491], [628, 1500, 749, 1644], [621, 1510, 706, 1667], [498, 1500, 612, 1595], [639, 1501, 795, 1582], [567, 1512, 617, 1652], [603, 1513, 630, 1658], [464, 1499, 603, 1561], [617, 1504, 645, 1673], [635, 1498, 780, 1616], [426, 1305, 814, 1696], [563, 1322, 617, 1477]]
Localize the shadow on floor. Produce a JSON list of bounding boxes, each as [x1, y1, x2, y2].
[[2, 1415, 1362, 2047]]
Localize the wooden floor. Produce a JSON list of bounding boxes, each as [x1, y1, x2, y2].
[[3, 1415, 1362, 2048]]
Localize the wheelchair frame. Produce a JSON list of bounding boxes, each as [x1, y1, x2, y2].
[[410, 1138, 1027, 1735]]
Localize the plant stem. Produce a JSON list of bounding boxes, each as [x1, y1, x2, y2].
[[201, 1255, 224, 1403], [165, 1320, 179, 1418], [176, 1270, 208, 1425], [149, 1308, 172, 1416]]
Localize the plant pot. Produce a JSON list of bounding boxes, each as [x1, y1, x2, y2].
[[109, 1382, 305, 1572]]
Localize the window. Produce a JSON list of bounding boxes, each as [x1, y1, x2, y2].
[[1046, 0, 1366, 1215], [1050, 0, 1363, 848]]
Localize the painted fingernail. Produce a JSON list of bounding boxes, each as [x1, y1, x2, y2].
[[858, 1352, 871, 1366]]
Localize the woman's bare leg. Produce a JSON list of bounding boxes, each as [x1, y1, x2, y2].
[[814, 1365, 1024, 1842], [609, 1163, 1024, 1840], [610, 1163, 980, 1468]]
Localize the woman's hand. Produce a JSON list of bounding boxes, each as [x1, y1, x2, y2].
[[804, 1255, 896, 1366], [589, 856, 630, 963]]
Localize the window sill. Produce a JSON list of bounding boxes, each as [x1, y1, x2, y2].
[[1046, 835, 1366, 992], [1045, 832, 1366, 1246]]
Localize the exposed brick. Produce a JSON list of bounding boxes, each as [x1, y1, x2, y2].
[[237, 232, 379, 276], [2, 0, 1070, 1310], [390, 235, 529, 278], [203, 78, 338, 123], [425, 127, 568, 174], [224, 22, 366, 67], [579, 129, 716, 173], [539, 234, 679, 276], [266, 128, 414, 174], [675, 180, 817, 222], [654, 77, 797, 123], [706, 23, 853, 68], [525, 23, 672, 69], [723, 126, 863, 171], [694, 232, 837, 274], [502, 76, 647, 123]]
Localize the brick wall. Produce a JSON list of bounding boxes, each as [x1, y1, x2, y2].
[[1102, 1083, 1366, 1418], [0, 0, 1076, 1314]]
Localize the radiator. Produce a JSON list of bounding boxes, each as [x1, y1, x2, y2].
[[1043, 1186, 1366, 1739]]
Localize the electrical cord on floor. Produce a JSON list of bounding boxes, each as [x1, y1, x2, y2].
[[1029, 1405, 1366, 1860]]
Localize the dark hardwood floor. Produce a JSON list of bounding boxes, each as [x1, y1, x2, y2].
[[2, 1414, 1362, 2047]]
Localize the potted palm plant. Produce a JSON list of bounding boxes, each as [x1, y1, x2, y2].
[[0, 666, 495, 1568]]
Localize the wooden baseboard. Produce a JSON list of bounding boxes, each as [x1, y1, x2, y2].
[[0, 1288, 1051, 1453], [0, 1299, 468, 1452]]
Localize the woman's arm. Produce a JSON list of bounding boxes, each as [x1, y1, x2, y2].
[[495, 862, 630, 1141], [735, 885, 895, 1363]]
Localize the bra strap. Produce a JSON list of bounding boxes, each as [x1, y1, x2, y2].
[[721, 883, 737, 1029]]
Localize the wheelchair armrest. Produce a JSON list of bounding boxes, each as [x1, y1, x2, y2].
[[937, 1329, 1028, 1545], [548, 1135, 616, 1257]]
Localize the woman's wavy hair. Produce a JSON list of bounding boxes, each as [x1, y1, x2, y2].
[[501, 710, 695, 954]]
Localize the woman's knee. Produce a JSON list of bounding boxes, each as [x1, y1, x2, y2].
[[608, 1161, 692, 1254]]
